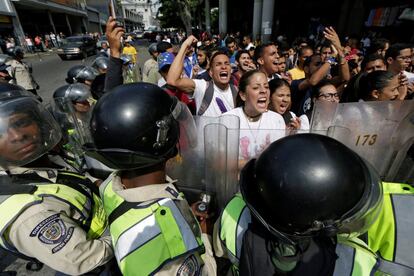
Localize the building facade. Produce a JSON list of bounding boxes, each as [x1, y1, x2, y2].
[[219, 0, 414, 43], [121, 0, 159, 30]]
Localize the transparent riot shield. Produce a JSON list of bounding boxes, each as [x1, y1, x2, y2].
[[166, 115, 240, 209], [310, 100, 414, 183], [51, 98, 114, 178], [50, 98, 88, 172]]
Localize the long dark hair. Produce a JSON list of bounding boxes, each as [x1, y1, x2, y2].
[[358, 70, 395, 101], [236, 70, 265, 107]]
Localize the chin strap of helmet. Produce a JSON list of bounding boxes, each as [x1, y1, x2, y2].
[[267, 238, 309, 273]]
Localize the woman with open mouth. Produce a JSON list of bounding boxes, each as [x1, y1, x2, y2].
[[268, 78, 310, 132], [222, 70, 286, 164]]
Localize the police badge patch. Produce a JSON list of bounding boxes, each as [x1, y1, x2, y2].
[[176, 255, 200, 276], [30, 214, 74, 253]]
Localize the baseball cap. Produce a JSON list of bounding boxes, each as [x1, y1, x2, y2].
[[158, 52, 175, 71]]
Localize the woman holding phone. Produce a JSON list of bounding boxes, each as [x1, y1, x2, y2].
[[268, 78, 310, 131]]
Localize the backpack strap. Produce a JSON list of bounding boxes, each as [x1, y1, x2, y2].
[[197, 80, 215, 116], [229, 83, 239, 105], [198, 81, 239, 115]]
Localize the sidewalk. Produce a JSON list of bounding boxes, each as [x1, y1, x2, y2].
[[24, 48, 57, 58]]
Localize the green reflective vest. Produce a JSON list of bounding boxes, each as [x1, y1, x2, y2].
[[219, 194, 380, 276], [0, 171, 107, 254], [367, 182, 414, 268], [101, 178, 204, 276]]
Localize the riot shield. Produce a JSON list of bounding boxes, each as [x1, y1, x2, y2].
[[50, 98, 88, 172], [166, 115, 240, 209], [310, 100, 414, 183], [51, 98, 114, 178]]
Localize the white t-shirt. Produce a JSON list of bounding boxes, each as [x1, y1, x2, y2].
[[223, 107, 286, 161], [404, 71, 414, 83], [158, 77, 167, 87], [245, 43, 255, 50], [193, 79, 235, 117]]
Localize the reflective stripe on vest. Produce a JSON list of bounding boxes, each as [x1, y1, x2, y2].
[[102, 179, 203, 275], [219, 194, 251, 265], [378, 258, 414, 276], [0, 174, 107, 252], [367, 182, 414, 268], [333, 236, 378, 276]]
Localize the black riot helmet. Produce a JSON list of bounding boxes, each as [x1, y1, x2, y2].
[[83, 82, 196, 170], [0, 54, 12, 65], [6, 47, 24, 59], [53, 83, 92, 112], [240, 134, 383, 246], [66, 65, 98, 84], [91, 56, 109, 72], [0, 83, 61, 168]]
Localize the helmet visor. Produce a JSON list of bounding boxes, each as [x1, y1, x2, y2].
[[0, 97, 62, 168], [171, 101, 197, 149], [335, 160, 383, 237]]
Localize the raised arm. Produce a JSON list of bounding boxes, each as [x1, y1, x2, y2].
[[166, 35, 198, 93], [104, 17, 125, 91], [324, 27, 350, 83]]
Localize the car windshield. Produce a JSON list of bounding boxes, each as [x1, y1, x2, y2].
[[65, 37, 84, 45]]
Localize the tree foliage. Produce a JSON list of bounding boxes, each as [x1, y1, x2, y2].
[[157, 0, 204, 34]]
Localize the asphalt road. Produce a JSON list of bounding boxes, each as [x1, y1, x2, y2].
[[0, 40, 152, 275], [26, 40, 151, 104]]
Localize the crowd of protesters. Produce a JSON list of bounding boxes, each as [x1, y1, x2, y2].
[[134, 25, 413, 160]]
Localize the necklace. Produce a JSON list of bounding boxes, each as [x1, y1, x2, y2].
[[242, 106, 262, 122], [244, 110, 263, 144]]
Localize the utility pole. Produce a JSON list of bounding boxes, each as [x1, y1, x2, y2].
[[219, 0, 227, 34], [261, 0, 274, 42]]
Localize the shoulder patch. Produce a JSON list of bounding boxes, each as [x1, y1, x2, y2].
[[177, 255, 200, 276], [165, 186, 179, 198], [30, 214, 74, 254]]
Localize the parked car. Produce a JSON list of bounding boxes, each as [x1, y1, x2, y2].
[[57, 36, 97, 60], [134, 31, 144, 39]]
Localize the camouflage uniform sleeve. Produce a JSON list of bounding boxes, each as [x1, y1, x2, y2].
[[200, 233, 217, 275], [8, 206, 113, 275]]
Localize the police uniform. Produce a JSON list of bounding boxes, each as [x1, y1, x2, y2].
[[213, 194, 380, 276], [366, 182, 414, 268], [6, 59, 38, 90], [0, 167, 113, 275], [99, 173, 216, 276], [214, 134, 414, 276]]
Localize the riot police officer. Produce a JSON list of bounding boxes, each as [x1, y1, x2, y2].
[[6, 47, 40, 100], [82, 82, 216, 275], [65, 64, 98, 86], [214, 134, 412, 275], [0, 83, 113, 275], [52, 83, 95, 172]]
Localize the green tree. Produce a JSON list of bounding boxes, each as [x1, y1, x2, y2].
[[158, 0, 204, 35]]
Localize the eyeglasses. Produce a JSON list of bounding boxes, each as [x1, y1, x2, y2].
[[318, 93, 339, 99]]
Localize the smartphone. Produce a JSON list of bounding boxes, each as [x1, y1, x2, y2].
[[108, 0, 116, 19]]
